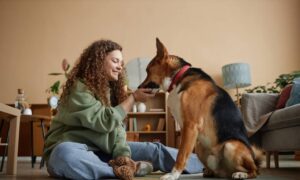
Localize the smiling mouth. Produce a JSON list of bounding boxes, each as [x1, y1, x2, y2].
[[112, 72, 120, 77]]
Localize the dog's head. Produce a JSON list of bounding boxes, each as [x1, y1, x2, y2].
[[138, 38, 182, 91]]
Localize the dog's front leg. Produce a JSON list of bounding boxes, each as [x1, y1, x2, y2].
[[160, 122, 198, 180]]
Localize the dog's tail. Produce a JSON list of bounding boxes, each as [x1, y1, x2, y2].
[[251, 145, 264, 169]]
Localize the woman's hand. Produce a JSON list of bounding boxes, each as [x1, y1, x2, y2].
[[119, 88, 155, 113], [132, 88, 155, 102]]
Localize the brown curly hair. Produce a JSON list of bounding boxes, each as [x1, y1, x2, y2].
[[60, 39, 128, 106]]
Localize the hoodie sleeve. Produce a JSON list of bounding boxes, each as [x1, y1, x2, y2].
[[56, 81, 127, 133], [112, 125, 131, 158]]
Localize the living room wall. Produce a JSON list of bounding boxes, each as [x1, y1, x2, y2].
[[0, 0, 299, 103]]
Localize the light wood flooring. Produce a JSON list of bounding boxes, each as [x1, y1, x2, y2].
[[0, 155, 300, 179]]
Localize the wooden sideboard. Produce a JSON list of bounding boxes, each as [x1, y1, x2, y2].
[[295, 151, 300, 160]]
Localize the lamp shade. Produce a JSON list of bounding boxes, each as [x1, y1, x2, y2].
[[222, 63, 251, 89]]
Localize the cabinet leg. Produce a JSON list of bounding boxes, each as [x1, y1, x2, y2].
[[274, 151, 279, 168], [266, 151, 271, 168], [31, 121, 35, 168]]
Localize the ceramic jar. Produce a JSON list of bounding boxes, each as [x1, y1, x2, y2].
[[137, 102, 146, 112]]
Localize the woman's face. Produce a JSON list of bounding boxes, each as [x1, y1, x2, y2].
[[103, 50, 124, 81]]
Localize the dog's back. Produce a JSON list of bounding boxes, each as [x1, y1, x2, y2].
[[213, 87, 251, 148], [178, 67, 262, 178]]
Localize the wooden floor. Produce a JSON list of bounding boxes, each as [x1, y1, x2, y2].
[[0, 155, 300, 179]]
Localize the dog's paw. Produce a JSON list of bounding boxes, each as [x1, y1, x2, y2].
[[160, 173, 178, 180], [232, 172, 248, 179]]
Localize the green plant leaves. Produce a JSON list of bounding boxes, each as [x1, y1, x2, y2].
[[47, 59, 71, 96], [245, 70, 300, 94], [50, 80, 61, 95]]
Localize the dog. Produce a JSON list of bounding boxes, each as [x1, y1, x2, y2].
[[138, 38, 263, 180]]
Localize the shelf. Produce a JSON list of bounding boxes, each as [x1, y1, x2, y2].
[[127, 131, 166, 134], [128, 112, 166, 116], [126, 92, 169, 146]]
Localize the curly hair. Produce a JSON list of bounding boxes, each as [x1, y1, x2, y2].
[[60, 39, 128, 106]]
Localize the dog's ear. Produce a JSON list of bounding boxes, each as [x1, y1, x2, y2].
[[156, 38, 168, 59]]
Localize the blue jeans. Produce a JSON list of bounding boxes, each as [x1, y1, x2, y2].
[[47, 141, 203, 179]]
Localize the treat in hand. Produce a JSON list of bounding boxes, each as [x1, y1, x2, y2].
[[151, 88, 159, 94]]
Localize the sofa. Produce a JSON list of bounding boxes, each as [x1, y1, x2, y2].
[[241, 93, 300, 168]]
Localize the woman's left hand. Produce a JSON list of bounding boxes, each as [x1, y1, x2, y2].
[[132, 88, 155, 102]]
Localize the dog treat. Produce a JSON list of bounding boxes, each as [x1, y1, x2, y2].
[[151, 89, 159, 93]]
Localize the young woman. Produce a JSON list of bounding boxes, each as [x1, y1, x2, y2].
[[43, 39, 203, 179]]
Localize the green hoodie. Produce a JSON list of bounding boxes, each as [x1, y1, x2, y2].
[[43, 80, 130, 162]]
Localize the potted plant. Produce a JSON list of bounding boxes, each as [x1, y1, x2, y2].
[[46, 59, 70, 96], [46, 59, 71, 110], [245, 70, 300, 93]]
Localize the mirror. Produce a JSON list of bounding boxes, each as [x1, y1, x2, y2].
[[125, 57, 150, 90]]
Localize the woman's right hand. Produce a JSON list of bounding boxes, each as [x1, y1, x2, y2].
[[133, 88, 155, 102], [120, 88, 156, 113]]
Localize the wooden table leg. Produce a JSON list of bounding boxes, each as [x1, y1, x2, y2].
[[6, 116, 20, 175]]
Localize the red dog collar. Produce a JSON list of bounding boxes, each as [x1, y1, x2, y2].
[[167, 65, 191, 92]]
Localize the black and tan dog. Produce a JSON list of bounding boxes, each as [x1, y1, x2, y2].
[[138, 38, 263, 180]]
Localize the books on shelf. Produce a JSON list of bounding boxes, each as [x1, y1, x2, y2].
[[129, 117, 137, 131], [129, 118, 133, 131], [156, 118, 165, 131], [133, 118, 137, 131]]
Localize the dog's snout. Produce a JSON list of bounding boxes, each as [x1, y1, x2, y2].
[[138, 81, 159, 89]]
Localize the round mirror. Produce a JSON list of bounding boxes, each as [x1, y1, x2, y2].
[[125, 57, 150, 90]]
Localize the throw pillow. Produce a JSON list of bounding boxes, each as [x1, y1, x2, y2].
[[275, 85, 292, 109], [285, 82, 300, 107], [294, 77, 300, 83]]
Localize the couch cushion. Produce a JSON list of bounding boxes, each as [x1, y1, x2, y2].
[[262, 104, 300, 131], [285, 82, 300, 107]]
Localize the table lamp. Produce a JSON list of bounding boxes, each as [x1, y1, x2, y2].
[[222, 63, 251, 107]]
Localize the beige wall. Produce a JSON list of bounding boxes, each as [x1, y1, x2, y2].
[[0, 0, 299, 104]]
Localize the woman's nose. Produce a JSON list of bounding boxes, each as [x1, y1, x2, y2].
[[116, 64, 122, 70]]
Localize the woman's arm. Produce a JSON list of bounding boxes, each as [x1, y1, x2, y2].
[[55, 87, 155, 133], [119, 88, 155, 113]]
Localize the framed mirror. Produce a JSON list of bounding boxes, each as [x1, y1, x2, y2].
[[125, 57, 150, 90]]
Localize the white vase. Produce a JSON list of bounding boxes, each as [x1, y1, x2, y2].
[[137, 103, 146, 112], [132, 104, 137, 112], [23, 108, 32, 115]]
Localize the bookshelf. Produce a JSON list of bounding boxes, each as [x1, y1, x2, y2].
[[126, 92, 169, 145]]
